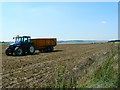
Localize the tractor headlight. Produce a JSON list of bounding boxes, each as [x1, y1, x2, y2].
[[16, 45, 20, 47], [9, 45, 14, 48]]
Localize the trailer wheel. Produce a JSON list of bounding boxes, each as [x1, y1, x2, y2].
[[50, 47, 54, 52], [28, 45, 35, 54], [5, 47, 13, 56], [47, 48, 51, 52], [15, 47, 23, 56], [47, 47, 54, 52]]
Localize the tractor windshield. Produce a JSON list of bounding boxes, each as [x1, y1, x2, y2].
[[15, 37, 24, 43]]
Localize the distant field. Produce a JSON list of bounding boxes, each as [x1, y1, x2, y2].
[[57, 40, 108, 44], [2, 43, 119, 88]]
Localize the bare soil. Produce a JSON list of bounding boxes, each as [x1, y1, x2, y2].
[[2, 43, 113, 88]]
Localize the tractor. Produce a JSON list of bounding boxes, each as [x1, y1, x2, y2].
[[5, 35, 35, 56]]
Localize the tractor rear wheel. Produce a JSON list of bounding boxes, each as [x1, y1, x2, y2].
[[15, 47, 23, 56], [27, 45, 35, 54], [5, 47, 13, 56]]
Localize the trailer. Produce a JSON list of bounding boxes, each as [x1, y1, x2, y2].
[[31, 38, 57, 52]]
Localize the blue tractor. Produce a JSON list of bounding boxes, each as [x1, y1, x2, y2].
[[5, 35, 35, 56]]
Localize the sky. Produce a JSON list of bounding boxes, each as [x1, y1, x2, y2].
[[1, 2, 118, 41]]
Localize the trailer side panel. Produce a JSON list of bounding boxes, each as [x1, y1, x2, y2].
[[31, 38, 57, 50]]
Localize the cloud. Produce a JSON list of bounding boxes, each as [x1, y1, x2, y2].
[[101, 21, 107, 24]]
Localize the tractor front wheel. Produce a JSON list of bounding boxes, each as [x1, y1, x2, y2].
[[15, 47, 23, 56]]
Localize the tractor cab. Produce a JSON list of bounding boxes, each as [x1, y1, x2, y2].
[[13, 36, 31, 43]]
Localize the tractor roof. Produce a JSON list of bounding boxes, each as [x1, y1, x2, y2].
[[23, 36, 31, 38], [16, 35, 31, 38]]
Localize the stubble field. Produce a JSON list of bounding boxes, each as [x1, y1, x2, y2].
[[2, 43, 115, 88]]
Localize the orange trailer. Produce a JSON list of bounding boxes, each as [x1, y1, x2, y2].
[[31, 38, 57, 51]]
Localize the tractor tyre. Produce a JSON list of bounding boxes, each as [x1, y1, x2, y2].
[[5, 47, 13, 56], [15, 47, 23, 56], [27, 45, 35, 55]]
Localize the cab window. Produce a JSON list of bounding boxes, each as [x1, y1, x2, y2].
[[15, 37, 23, 43], [28, 38, 31, 42], [24, 38, 28, 42]]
